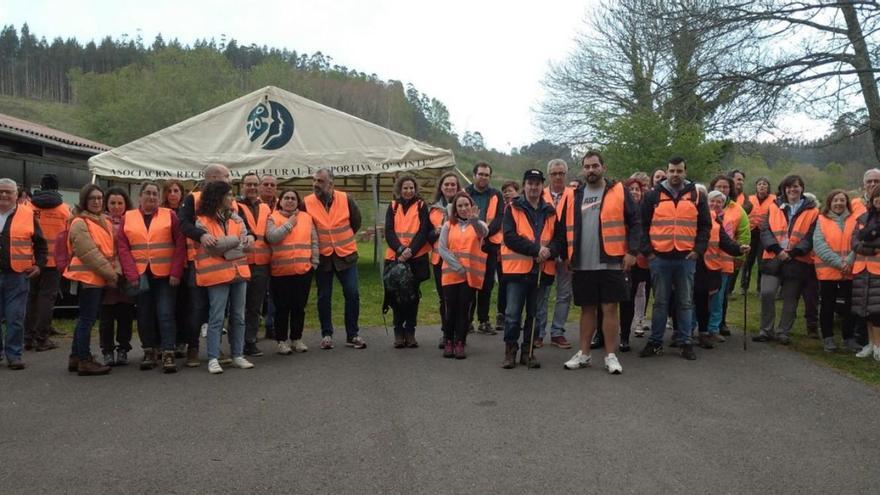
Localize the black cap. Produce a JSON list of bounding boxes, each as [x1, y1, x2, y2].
[[40, 173, 59, 190], [523, 169, 545, 182]]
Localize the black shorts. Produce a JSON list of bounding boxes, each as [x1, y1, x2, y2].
[[571, 269, 630, 306]]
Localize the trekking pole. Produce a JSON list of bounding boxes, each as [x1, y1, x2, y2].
[[526, 315, 536, 369]]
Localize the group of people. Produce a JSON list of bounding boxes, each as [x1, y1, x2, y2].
[[2, 156, 879, 376]]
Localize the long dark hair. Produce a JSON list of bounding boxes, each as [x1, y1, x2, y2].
[[105, 187, 132, 212], [821, 189, 851, 216], [433, 171, 461, 203], [76, 184, 104, 214], [161, 179, 186, 208], [196, 181, 232, 217]]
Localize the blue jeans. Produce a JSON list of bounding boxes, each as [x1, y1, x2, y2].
[[649, 257, 696, 345], [707, 274, 730, 334], [535, 260, 572, 339], [206, 282, 246, 360], [0, 272, 29, 361], [504, 280, 539, 346], [72, 286, 104, 360], [316, 265, 360, 339], [136, 274, 177, 351]]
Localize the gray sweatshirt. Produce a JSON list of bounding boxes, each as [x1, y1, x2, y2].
[[438, 218, 488, 273]]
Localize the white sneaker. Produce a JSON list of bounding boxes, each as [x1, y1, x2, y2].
[[855, 344, 874, 358], [605, 353, 623, 374], [207, 358, 223, 374], [874, 345, 880, 362], [232, 356, 254, 369], [292, 339, 308, 352], [200, 323, 208, 339], [277, 341, 292, 355], [563, 350, 592, 370]]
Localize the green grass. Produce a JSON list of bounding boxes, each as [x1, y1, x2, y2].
[[0, 94, 91, 138]]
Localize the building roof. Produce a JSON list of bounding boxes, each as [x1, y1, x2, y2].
[[0, 112, 109, 154]]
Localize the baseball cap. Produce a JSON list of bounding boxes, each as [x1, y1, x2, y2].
[[523, 169, 545, 182]]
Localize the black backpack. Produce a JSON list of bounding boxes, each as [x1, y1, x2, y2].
[[383, 261, 419, 311]]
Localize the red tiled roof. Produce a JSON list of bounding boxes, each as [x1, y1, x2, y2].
[[0, 112, 109, 153]]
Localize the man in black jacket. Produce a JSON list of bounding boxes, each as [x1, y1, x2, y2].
[[500, 169, 566, 369]]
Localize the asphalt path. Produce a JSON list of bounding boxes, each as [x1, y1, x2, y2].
[[1, 324, 879, 494]]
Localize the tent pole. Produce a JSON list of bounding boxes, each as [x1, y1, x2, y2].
[[90, 173, 97, 184], [456, 167, 472, 185], [372, 174, 381, 271]]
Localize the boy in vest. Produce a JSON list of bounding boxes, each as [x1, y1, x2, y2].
[[500, 169, 566, 369], [639, 158, 711, 360], [25, 173, 69, 351], [562, 151, 641, 374], [0, 178, 48, 369]]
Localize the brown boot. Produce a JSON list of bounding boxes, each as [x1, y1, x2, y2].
[[697, 333, 715, 349], [405, 330, 418, 348], [140, 348, 157, 371], [502, 343, 518, 369], [78, 358, 111, 376], [162, 351, 177, 374], [519, 346, 541, 368], [185, 347, 200, 368], [393, 329, 406, 349]]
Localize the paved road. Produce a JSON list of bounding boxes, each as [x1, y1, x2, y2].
[[1, 325, 879, 494]]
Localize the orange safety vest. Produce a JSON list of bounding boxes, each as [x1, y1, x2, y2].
[[441, 221, 487, 289], [500, 205, 554, 276], [599, 182, 627, 257], [762, 203, 819, 263], [123, 208, 175, 277], [649, 188, 699, 253], [704, 211, 734, 273], [303, 190, 357, 257], [485, 194, 503, 245], [8, 205, 35, 272], [64, 216, 115, 287], [748, 194, 777, 230], [735, 192, 746, 206], [185, 191, 240, 262], [33, 203, 69, 268], [429, 206, 446, 265], [269, 210, 314, 276], [814, 214, 857, 281], [385, 199, 431, 261], [194, 214, 251, 287], [239, 202, 272, 265], [544, 187, 575, 261]]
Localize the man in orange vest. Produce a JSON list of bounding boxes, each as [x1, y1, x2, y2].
[[500, 169, 566, 369], [465, 162, 504, 335], [534, 158, 574, 350], [0, 178, 47, 370], [638, 157, 711, 360], [24, 174, 69, 352], [303, 167, 365, 349], [562, 151, 641, 374], [238, 172, 273, 357]]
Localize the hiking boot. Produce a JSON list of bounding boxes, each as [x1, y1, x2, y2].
[[776, 334, 791, 345], [208, 358, 223, 374], [495, 313, 504, 333], [719, 324, 732, 337], [604, 353, 623, 374], [563, 350, 591, 370], [292, 340, 308, 352], [822, 337, 837, 352], [519, 348, 541, 369], [393, 330, 406, 349], [243, 342, 263, 357], [711, 334, 726, 344], [35, 339, 59, 352], [346, 336, 367, 349], [115, 350, 128, 366], [186, 347, 200, 367], [78, 359, 110, 376], [405, 330, 419, 348], [502, 343, 518, 369], [174, 343, 187, 359], [102, 352, 116, 367], [454, 341, 466, 359], [476, 321, 496, 335], [7, 358, 25, 370], [639, 342, 663, 357], [697, 334, 714, 349], [277, 341, 293, 355], [320, 336, 334, 350], [443, 340, 454, 358], [680, 344, 697, 360], [162, 351, 177, 373], [551, 336, 572, 349], [140, 349, 157, 370]]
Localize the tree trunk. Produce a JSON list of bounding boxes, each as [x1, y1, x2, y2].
[[841, 1, 880, 165]]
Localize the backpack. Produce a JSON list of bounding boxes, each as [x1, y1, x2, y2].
[[382, 261, 419, 311]]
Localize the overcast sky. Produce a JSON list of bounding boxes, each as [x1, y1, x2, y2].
[[2, 0, 596, 151]]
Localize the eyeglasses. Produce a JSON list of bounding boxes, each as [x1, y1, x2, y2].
[[549, 172, 566, 176]]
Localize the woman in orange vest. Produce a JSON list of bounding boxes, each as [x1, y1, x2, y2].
[[97, 187, 136, 368], [813, 189, 858, 353], [64, 184, 119, 376], [194, 181, 254, 374], [383, 174, 431, 348], [755, 174, 819, 345], [117, 182, 186, 373], [265, 189, 318, 355], [438, 191, 488, 359], [426, 171, 461, 349], [850, 187, 880, 360]]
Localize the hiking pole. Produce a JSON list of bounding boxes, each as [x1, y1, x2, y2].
[[526, 315, 536, 369]]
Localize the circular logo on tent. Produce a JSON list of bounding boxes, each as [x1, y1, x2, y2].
[[246, 100, 294, 150]]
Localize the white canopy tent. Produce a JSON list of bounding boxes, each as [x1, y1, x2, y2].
[[88, 85, 458, 263]]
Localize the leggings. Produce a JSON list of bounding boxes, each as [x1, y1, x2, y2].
[[443, 282, 475, 343]]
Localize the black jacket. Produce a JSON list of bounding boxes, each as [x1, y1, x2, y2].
[[570, 179, 641, 266], [501, 195, 566, 285], [384, 197, 431, 282], [0, 206, 48, 272], [640, 180, 711, 258]]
